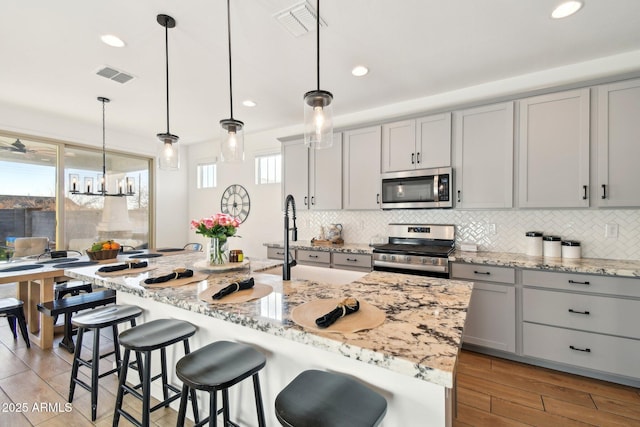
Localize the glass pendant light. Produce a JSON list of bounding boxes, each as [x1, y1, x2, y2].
[[220, 0, 244, 163], [304, 0, 333, 149], [156, 14, 180, 171]]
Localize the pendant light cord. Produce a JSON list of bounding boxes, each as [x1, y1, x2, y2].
[[227, 0, 234, 119], [101, 99, 106, 181], [316, 0, 320, 90], [164, 21, 171, 134]]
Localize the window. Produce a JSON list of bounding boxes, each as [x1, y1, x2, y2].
[[197, 163, 217, 189], [255, 153, 281, 184]]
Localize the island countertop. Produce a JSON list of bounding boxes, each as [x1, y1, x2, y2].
[[65, 252, 473, 389]]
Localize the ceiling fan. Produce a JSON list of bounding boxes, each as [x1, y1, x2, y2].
[[0, 138, 32, 154]]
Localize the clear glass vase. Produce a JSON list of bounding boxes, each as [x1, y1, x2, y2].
[[207, 237, 228, 265]]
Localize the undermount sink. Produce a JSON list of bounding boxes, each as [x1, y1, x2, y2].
[[261, 264, 367, 285]]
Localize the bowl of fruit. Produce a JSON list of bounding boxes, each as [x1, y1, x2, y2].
[[86, 240, 121, 261]]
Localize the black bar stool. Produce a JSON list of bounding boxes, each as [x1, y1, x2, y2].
[[175, 340, 267, 427], [53, 280, 93, 324], [113, 318, 198, 427], [275, 370, 387, 427], [0, 298, 30, 348], [68, 304, 143, 421]]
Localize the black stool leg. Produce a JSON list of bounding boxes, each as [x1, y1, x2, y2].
[[176, 383, 189, 427], [141, 350, 152, 427], [15, 308, 30, 348], [252, 373, 266, 427], [6, 315, 17, 339], [69, 327, 85, 402], [210, 390, 217, 427], [183, 339, 200, 424], [90, 326, 101, 421], [160, 347, 170, 407], [59, 311, 75, 353], [111, 324, 122, 370], [113, 348, 130, 427]]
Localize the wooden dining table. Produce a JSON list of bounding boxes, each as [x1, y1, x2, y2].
[[0, 247, 200, 349]]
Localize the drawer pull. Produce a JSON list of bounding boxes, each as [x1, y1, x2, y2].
[[568, 280, 590, 285], [308, 254, 319, 258], [473, 271, 491, 275], [345, 258, 358, 262], [276, 251, 284, 255], [569, 345, 591, 353], [568, 309, 590, 315]]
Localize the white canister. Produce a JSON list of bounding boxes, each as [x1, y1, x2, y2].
[[525, 232, 543, 256], [562, 240, 582, 259], [543, 235, 562, 258]]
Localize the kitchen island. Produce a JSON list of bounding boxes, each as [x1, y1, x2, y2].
[[65, 252, 473, 426]]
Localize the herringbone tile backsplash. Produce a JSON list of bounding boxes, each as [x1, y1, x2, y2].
[[298, 209, 640, 261]]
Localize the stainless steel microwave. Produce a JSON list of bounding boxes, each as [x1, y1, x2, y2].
[[380, 167, 453, 209]]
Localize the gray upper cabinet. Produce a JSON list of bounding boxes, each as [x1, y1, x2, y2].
[[381, 113, 451, 173], [597, 78, 640, 207], [454, 102, 514, 209], [282, 134, 342, 210], [343, 126, 381, 209], [518, 88, 590, 208]]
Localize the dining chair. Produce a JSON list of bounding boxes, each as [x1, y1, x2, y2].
[[183, 243, 203, 251], [12, 237, 50, 259]]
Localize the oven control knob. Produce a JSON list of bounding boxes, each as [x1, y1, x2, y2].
[[431, 259, 438, 265], [390, 255, 396, 262], [380, 254, 387, 261], [404, 256, 411, 263], [421, 257, 427, 264]]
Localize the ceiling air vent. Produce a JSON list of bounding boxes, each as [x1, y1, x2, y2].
[[96, 66, 134, 84], [274, 1, 326, 37]]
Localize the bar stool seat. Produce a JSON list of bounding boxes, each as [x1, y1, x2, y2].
[[0, 298, 30, 348], [175, 340, 267, 427], [275, 370, 387, 427], [114, 318, 198, 427], [68, 304, 143, 421]]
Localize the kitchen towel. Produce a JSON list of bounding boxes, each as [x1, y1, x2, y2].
[[144, 268, 193, 284], [315, 297, 360, 328], [98, 261, 148, 273], [212, 277, 254, 300]]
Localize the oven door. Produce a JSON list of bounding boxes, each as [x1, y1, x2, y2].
[[372, 253, 450, 278], [380, 167, 452, 209]]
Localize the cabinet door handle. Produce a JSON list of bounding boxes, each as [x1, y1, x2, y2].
[[569, 345, 591, 353], [345, 258, 358, 262], [568, 279, 590, 285], [308, 254, 319, 258], [276, 251, 284, 255], [311, 196, 315, 205], [601, 184, 607, 200], [473, 270, 491, 275], [568, 309, 590, 315], [376, 193, 380, 204], [411, 153, 415, 164], [416, 152, 421, 164], [304, 196, 308, 206], [457, 190, 461, 203], [582, 185, 588, 200]]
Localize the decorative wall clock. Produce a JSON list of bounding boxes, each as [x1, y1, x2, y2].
[[220, 184, 250, 223]]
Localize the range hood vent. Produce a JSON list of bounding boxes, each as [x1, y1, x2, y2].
[[96, 66, 134, 84], [274, 1, 326, 37]]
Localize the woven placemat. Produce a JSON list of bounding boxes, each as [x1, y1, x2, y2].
[[96, 265, 158, 277], [290, 298, 386, 333], [144, 271, 209, 288], [198, 282, 273, 304]]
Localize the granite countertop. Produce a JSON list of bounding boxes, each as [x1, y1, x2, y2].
[[450, 250, 640, 278], [264, 241, 375, 254], [65, 252, 473, 388]]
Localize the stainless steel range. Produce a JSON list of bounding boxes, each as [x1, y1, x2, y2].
[[372, 223, 455, 278]]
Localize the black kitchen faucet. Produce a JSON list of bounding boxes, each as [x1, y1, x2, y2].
[[283, 194, 298, 280]]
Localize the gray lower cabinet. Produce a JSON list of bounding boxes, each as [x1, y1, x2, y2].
[[267, 247, 372, 271], [266, 247, 287, 260], [522, 270, 640, 381], [296, 249, 331, 266], [332, 253, 372, 272], [450, 263, 516, 352]]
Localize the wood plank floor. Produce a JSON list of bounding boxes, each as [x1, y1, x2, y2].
[[455, 350, 640, 427]]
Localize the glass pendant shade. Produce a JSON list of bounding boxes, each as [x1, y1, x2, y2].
[[304, 89, 333, 149], [157, 132, 180, 171], [220, 119, 245, 162]]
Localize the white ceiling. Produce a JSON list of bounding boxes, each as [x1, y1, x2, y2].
[[2, 0, 640, 147]]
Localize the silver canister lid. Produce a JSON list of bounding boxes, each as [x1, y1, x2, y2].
[[543, 235, 561, 241], [525, 231, 543, 237]]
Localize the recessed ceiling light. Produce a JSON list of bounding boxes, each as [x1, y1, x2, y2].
[[242, 100, 257, 107], [100, 34, 126, 48], [351, 65, 369, 77], [551, 1, 583, 19]]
